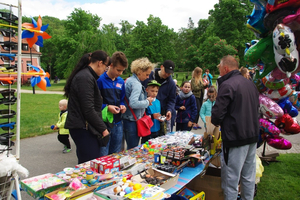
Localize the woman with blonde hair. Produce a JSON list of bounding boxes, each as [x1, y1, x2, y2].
[[122, 57, 155, 149], [191, 67, 208, 129], [240, 67, 250, 80]]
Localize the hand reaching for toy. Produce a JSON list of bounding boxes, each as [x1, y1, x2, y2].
[[166, 111, 172, 121], [153, 113, 161, 120]]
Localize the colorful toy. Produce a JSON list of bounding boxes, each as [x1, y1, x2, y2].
[[283, 7, 300, 31], [259, 94, 284, 119], [246, 0, 268, 37], [266, 84, 293, 101], [266, 136, 292, 149], [277, 96, 299, 117], [22, 16, 51, 48], [259, 118, 281, 137], [275, 113, 300, 134], [27, 64, 51, 91]]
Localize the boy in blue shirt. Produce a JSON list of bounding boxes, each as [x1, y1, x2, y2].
[[97, 51, 128, 156], [141, 80, 165, 144]]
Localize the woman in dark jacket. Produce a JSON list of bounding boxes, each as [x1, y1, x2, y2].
[[64, 50, 110, 164]]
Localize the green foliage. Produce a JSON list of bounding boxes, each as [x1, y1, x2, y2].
[[254, 153, 300, 200], [126, 15, 177, 65]]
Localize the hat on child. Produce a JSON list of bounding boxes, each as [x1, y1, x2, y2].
[[147, 80, 161, 87]]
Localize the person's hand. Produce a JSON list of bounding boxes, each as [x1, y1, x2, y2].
[[180, 106, 186, 110], [166, 111, 172, 121], [108, 105, 121, 114], [188, 121, 194, 127], [147, 97, 154, 105], [102, 129, 110, 137], [52, 125, 58, 130], [120, 105, 126, 114], [153, 113, 161, 120]]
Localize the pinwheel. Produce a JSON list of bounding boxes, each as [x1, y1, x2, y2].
[[27, 64, 51, 91], [21, 16, 51, 48]]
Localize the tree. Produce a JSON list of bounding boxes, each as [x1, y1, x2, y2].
[[64, 8, 101, 36], [209, 0, 253, 66], [126, 15, 177, 65]]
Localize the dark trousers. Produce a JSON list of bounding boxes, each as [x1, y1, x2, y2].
[[176, 123, 192, 131], [194, 96, 203, 124], [141, 131, 159, 144], [57, 134, 71, 149], [70, 129, 101, 164]]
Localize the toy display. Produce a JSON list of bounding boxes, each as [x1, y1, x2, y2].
[[245, 0, 300, 152]]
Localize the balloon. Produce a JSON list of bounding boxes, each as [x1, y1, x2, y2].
[[266, 136, 292, 149], [266, 84, 294, 101], [275, 113, 300, 134], [254, 74, 268, 93], [282, 7, 300, 31], [277, 96, 298, 117], [246, 0, 268, 37], [257, 130, 267, 148], [273, 24, 299, 78], [259, 118, 281, 137], [266, 0, 300, 13], [289, 91, 300, 110], [264, 7, 295, 31], [259, 94, 284, 118], [262, 74, 289, 90]]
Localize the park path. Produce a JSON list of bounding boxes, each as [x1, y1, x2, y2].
[[18, 89, 64, 95]]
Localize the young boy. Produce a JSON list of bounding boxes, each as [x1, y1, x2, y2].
[[52, 99, 71, 153], [141, 80, 164, 144], [97, 51, 128, 156]]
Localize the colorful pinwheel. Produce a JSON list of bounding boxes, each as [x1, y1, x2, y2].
[[27, 64, 51, 91], [21, 16, 51, 48]]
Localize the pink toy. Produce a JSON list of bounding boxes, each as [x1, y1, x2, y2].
[[266, 136, 292, 150], [259, 118, 281, 137], [259, 94, 284, 119]]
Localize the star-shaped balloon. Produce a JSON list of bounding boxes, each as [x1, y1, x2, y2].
[[27, 64, 51, 91], [21, 16, 51, 48]]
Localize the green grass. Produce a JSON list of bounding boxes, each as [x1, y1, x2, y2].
[[254, 153, 300, 200], [6, 93, 65, 138]]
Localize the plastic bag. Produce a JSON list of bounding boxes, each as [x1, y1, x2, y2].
[[256, 154, 264, 178]]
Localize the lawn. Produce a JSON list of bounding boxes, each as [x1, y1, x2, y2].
[[4, 93, 65, 139], [254, 153, 300, 200]]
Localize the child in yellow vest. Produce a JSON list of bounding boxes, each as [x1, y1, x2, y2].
[[52, 99, 71, 153]]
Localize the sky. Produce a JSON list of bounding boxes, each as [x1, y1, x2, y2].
[[1, 0, 219, 32]]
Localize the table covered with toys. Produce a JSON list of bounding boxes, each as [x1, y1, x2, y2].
[[20, 130, 222, 200]]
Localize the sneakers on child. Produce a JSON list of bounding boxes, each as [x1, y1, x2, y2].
[[63, 148, 71, 153]]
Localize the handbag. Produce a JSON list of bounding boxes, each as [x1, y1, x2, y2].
[[86, 122, 110, 147], [125, 97, 153, 137]]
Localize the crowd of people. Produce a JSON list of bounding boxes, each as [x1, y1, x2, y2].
[[51, 50, 259, 200]]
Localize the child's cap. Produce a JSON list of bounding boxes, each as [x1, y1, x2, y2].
[[147, 80, 161, 87]]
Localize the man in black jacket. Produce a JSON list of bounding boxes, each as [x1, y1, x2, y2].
[[211, 55, 259, 200]]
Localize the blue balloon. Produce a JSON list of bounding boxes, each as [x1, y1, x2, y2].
[[277, 97, 299, 117]]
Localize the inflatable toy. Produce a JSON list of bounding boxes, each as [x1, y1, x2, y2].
[[259, 94, 284, 118], [259, 118, 281, 137], [277, 96, 298, 117], [275, 113, 300, 134], [266, 136, 292, 149]]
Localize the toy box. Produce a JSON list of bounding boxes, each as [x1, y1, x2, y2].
[[44, 185, 97, 200], [90, 156, 120, 174], [131, 167, 179, 191], [20, 173, 68, 199]]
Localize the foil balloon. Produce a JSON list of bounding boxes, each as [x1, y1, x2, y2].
[[266, 0, 300, 13], [289, 91, 300, 110], [266, 136, 292, 149], [259, 94, 284, 118], [266, 84, 294, 101], [264, 7, 295, 31], [262, 74, 289, 90], [273, 24, 299, 78], [246, 0, 268, 37], [257, 130, 267, 148], [277, 96, 298, 117], [259, 118, 281, 137], [244, 35, 277, 79], [254, 73, 268, 93], [275, 113, 300, 134], [290, 74, 300, 85], [283, 7, 300, 31]]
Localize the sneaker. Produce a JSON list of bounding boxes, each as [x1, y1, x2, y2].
[[197, 125, 202, 129], [193, 126, 198, 130], [63, 145, 67, 150], [63, 148, 71, 153]]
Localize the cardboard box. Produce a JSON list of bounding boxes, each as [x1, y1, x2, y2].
[[21, 174, 68, 199], [131, 167, 179, 191], [45, 185, 97, 200], [186, 167, 224, 200]]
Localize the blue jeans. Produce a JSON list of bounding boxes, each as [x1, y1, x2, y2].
[[100, 121, 123, 157], [123, 119, 140, 150]]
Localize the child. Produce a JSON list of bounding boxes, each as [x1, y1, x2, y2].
[[52, 99, 71, 153], [141, 80, 164, 144], [175, 81, 197, 131], [203, 74, 209, 100], [200, 86, 217, 131]]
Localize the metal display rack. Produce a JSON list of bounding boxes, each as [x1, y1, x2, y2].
[[0, 1, 22, 200]]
